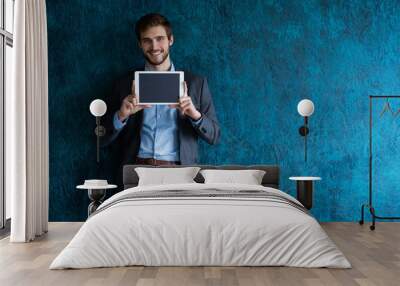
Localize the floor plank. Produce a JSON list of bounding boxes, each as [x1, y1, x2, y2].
[[0, 222, 399, 286]]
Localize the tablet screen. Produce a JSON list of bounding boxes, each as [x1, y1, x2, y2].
[[137, 72, 181, 104]]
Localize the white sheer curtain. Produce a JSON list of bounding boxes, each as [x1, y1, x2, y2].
[[8, 0, 49, 242]]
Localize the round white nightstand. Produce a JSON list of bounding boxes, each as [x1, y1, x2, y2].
[[289, 177, 321, 210], [77, 181, 117, 216]]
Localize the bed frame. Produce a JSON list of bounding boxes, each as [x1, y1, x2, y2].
[[123, 165, 280, 189]]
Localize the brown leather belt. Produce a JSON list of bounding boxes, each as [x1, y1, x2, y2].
[[135, 157, 180, 166]]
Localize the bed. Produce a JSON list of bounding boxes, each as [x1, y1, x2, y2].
[[50, 165, 351, 269]]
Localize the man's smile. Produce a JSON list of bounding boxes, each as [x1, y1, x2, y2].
[[149, 50, 163, 56]]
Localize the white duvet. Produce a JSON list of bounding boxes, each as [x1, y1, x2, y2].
[[50, 183, 351, 269]]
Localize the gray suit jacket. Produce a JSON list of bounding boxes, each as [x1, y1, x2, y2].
[[102, 69, 220, 166]]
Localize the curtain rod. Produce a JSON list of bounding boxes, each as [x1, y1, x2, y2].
[[370, 95, 400, 98]]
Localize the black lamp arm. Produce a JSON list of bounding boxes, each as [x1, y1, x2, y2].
[[299, 116, 309, 136], [299, 116, 310, 162]]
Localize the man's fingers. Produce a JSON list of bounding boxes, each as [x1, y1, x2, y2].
[[179, 97, 191, 104], [180, 102, 191, 111], [180, 99, 192, 106], [180, 107, 191, 116], [126, 95, 139, 106], [125, 102, 135, 112], [180, 102, 191, 109], [182, 105, 192, 112], [125, 94, 134, 103]]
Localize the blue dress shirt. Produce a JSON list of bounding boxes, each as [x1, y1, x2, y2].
[[113, 62, 202, 162]]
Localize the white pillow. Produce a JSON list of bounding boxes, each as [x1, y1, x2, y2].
[[135, 167, 201, 186], [200, 169, 266, 185]]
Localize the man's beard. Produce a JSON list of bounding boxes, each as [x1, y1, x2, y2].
[[144, 49, 170, 66]]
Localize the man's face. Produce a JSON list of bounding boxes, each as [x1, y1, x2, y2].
[[139, 26, 173, 66]]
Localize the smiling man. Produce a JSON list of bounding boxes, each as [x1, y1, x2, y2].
[[102, 13, 220, 173]]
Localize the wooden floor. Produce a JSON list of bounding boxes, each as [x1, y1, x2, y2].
[[0, 222, 399, 286]]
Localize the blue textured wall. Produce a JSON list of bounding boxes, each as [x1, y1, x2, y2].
[[47, 0, 400, 222]]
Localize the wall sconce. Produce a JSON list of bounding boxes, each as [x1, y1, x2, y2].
[[297, 99, 315, 162], [89, 99, 107, 163]]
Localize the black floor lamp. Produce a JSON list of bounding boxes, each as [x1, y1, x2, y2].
[[359, 95, 400, 230]]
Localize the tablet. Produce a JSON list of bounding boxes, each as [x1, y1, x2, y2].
[[135, 71, 184, 104]]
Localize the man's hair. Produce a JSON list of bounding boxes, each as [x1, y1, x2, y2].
[[135, 13, 172, 41]]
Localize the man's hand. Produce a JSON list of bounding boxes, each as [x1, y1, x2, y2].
[[118, 80, 151, 121], [170, 81, 201, 120]]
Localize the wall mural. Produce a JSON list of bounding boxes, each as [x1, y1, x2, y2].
[[47, 0, 400, 221]]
